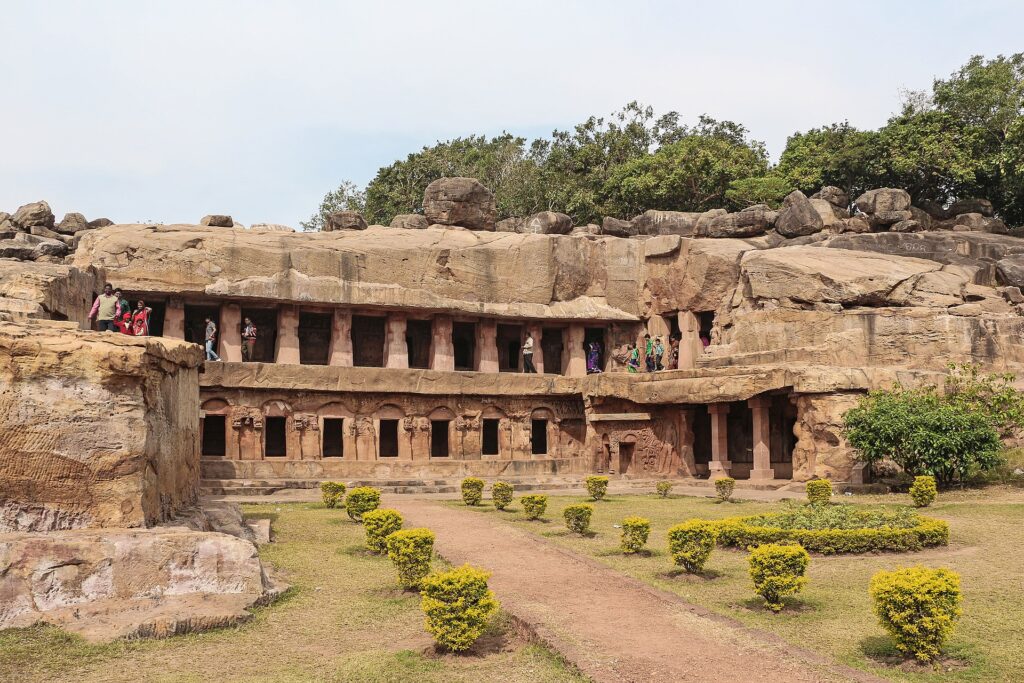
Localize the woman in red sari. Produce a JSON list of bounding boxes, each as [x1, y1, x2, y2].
[[131, 300, 153, 336]]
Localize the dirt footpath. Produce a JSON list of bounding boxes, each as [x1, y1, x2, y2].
[[392, 497, 881, 683]]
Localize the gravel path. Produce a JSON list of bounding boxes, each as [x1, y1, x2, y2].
[[390, 497, 882, 683]]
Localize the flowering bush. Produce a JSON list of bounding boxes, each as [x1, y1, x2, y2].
[[806, 479, 833, 505], [667, 520, 718, 573], [491, 481, 514, 510], [345, 486, 381, 522], [714, 477, 735, 502], [585, 475, 609, 501], [362, 508, 403, 553], [655, 481, 673, 498], [520, 494, 547, 520], [319, 481, 346, 508], [386, 528, 435, 589], [461, 477, 485, 506], [909, 475, 938, 508]]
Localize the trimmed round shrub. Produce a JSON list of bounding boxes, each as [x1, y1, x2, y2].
[[620, 516, 651, 554], [909, 475, 938, 508], [748, 543, 810, 612], [520, 494, 547, 520], [386, 528, 435, 590], [667, 520, 718, 573], [363, 508, 403, 553], [585, 475, 609, 501], [563, 504, 593, 535], [491, 481, 514, 510], [420, 564, 499, 652], [319, 481, 346, 508], [869, 566, 962, 662], [461, 477, 485, 506], [344, 486, 381, 522], [714, 477, 735, 502], [655, 481, 673, 498], [806, 479, 833, 505]]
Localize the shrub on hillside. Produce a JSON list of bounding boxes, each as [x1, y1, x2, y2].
[[620, 516, 651, 554], [909, 475, 938, 508], [667, 520, 718, 573], [563, 504, 593, 535], [491, 481, 514, 510], [386, 528, 435, 590], [345, 486, 381, 522], [748, 543, 810, 612], [656, 481, 673, 498], [714, 477, 735, 502], [806, 479, 833, 505], [585, 475, 609, 501], [869, 566, 962, 662], [420, 564, 499, 652], [520, 494, 547, 520], [363, 508, 403, 553], [461, 477, 485, 506], [320, 481, 346, 508]]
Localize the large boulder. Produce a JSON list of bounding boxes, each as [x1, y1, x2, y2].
[[853, 188, 911, 217], [521, 211, 573, 235], [908, 206, 934, 231], [389, 213, 430, 230], [694, 209, 728, 236], [200, 215, 234, 227], [56, 212, 89, 234], [495, 217, 525, 233], [951, 213, 1007, 234], [948, 198, 994, 217], [11, 201, 55, 230], [88, 217, 114, 229], [0, 212, 13, 232], [916, 199, 949, 220], [834, 216, 872, 234], [890, 219, 924, 233], [422, 177, 497, 231], [706, 206, 776, 238], [809, 199, 842, 229], [996, 256, 1024, 289], [811, 186, 849, 210], [601, 216, 637, 237], [0, 232, 68, 260], [325, 210, 368, 231], [775, 190, 824, 238], [631, 210, 701, 236]]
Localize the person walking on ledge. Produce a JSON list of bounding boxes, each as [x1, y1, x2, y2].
[[204, 316, 221, 361], [88, 283, 119, 332], [522, 332, 537, 373]]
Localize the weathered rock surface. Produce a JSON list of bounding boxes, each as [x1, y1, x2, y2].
[[775, 191, 823, 237], [0, 232, 68, 260], [0, 260, 99, 323], [811, 186, 849, 210], [949, 198, 994, 217], [495, 216, 525, 233], [200, 215, 233, 227], [631, 210, 701, 236], [601, 216, 636, 237], [249, 223, 295, 232], [521, 211, 573, 235], [389, 214, 430, 230], [56, 212, 89, 234], [0, 320, 204, 532], [422, 177, 497, 230], [325, 210, 368, 231], [853, 188, 911, 216], [11, 201, 55, 230], [706, 206, 776, 238], [88, 217, 114, 229]]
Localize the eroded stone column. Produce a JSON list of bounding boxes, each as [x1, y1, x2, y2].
[[526, 323, 543, 374], [275, 305, 300, 364], [385, 314, 409, 369], [565, 324, 586, 377], [220, 303, 242, 362], [164, 298, 185, 339], [329, 309, 353, 367], [432, 316, 455, 371], [478, 320, 498, 373], [748, 396, 774, 480], [677, 311, 702, 369], [708, 403, 731, 476]]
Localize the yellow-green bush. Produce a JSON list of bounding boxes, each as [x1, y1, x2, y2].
[[806, 479, 833, 505], [655, 481, 673, 498], [714, 477, 735, 502], [869, 566, 962, 662], [563, 504, 593, 535], [585, 475, 609, 501], [319, 481, 346, 508], [344, 486, 381, 522], [491, 481, 514, 510], [420, 564, 499, 652], [363, 508, 403, 553], [620, 516, 651, 554], [909, 475, 938, 508], [520, 494, 547, 520], [667, 520, 718, 573], [461, 477, 485, 506], [748, 543, 809, 612], [714, 514, 949, 554], [386, 528, 435, 590]]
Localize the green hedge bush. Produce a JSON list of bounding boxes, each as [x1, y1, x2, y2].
[[563, 504, 593, 535], [363, 508, 403, 553], [806, 479, 833, 505], [714, 477, 735, 502], [319, 481, 346, 508], [345, 486, 381, 522], [909, 475, 938, 508], [749, 543, 810, 612], [620, 516, 651, 554], [491, 481, 514, 510], [869, 566, 962, 662], [420, 564, 500, 652], [520, 494, 547, 520], [667, 520, 718, 573], [461, 477, 485, 506], [656, 481, 673, 498], [585, 475, 609, 501], [386, 528, 435, 590]]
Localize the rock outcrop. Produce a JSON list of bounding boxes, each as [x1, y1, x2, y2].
[[11, 201, 55, 230], [325, 210, 368, 231], [775, 191, 824, 237], [631, 210, 701, 237], [56, 212, 89, 234], [521, 211, 573, 235], [200, 215, 234, 227], [389, 213, 430, 230], [422, 177, 497, 230]]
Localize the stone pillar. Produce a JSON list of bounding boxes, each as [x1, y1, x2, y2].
[[565, 324, 586, 377], [275, 305, 300, 365], [748, 396, 775, 480], [219, 303, 242, 362], [431, 316, 455, 371], [526, 323, 544, 374], [164, 298, 185, 339], [328, 309, 353, 366], [385, 314, 408, 369], [477, 320, 498, 373], [708, 403, 731, 476], [677, 311, 702, 369]]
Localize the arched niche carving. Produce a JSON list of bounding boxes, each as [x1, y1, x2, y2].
[[481, 405, 507, 419], [317, 401, 354, 418], [428, 406, 456, 421], [376, 403, 405, 420], [531, 407, 555, 420], [262, 399, 291, 417], [201, 398, 230, 414]]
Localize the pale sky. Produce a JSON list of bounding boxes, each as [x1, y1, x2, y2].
[[2, 0, 1022, 227]]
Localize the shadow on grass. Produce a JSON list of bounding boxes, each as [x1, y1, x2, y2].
[[656, 567, 725, 581], [338, 543, 375, 558], [596, 547, 662, 558], [859, 634, 971, 673], [734, 595, 816, 614]]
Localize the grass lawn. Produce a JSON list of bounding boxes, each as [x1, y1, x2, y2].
[[453, 486, 1024, 683], [0, 503, 585, 683]]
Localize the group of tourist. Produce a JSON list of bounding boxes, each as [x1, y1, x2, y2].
[[87, 283, 153, 336], [199, 316, 258, 362], [621, 334, 679, 373], [520, 333, 604, 375]]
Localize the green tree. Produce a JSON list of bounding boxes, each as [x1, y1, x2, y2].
[[775, 122, 880, 199], [724, 176, 794, 210], [943, 363, 1024, 438], [301, 180, 366, 232]]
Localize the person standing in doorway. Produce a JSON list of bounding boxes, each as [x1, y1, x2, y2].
[[242, 317, 257, 362], [204, 316, 221, 361], [131, 300, 153, 336], [88, 283, 120, 332], [522, 332, 537, 373], [654, 337, 665, 371]]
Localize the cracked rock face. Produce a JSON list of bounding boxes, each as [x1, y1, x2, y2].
[[422, 177, 497, 230]]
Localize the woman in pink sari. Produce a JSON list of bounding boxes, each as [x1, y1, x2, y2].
[[131, 300, 153, 336]]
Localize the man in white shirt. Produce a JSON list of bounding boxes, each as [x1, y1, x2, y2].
[[522, 333, 537, 373]]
